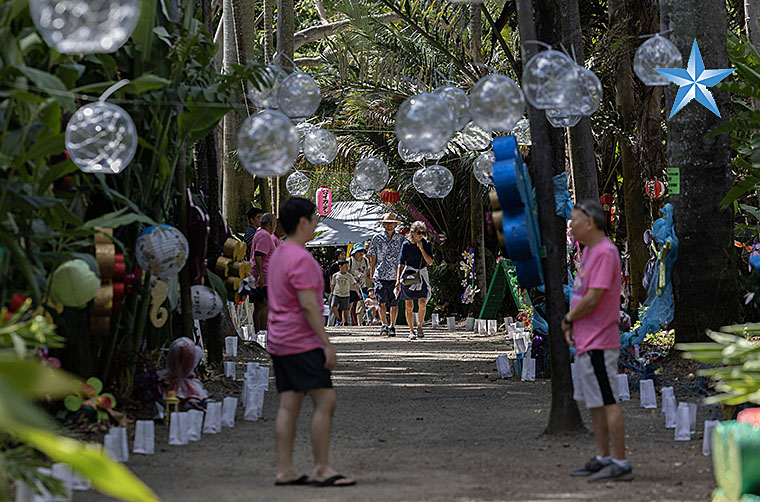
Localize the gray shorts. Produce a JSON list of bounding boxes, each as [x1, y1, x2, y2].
[[575, 349, 619, 409], [331, 295, 350, 311]]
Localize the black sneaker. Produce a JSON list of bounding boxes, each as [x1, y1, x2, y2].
[[379, 324, 388, 336], [388, 326, 396, 337], [417, 326, 424, 338], [569, 457, 607, 477], [587, 462, 634, 482]]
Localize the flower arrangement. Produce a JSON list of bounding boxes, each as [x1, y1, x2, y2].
[[459, 247, 480, 304]]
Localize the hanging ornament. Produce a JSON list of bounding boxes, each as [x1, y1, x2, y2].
[[599, 193, 614, 211], [190, 285, 223, 320], [424, 149, 446, 161], [349, 177, 373, 200], [473, 151, 495, 186], [633, 34, 683, 86], [419, 164, 454, 198], [522, 50, 579, 109], [65, 102, 137, 174], [569, 66, 603, 116], [398, 142, 425, 163], [135, 225, 189, 279], [412, 167, 427, 194], [379, 188, 400, 204], [249, 65, 286, 109], [354, 157, 389, 191], [645, 178, 665, 200], [277, 72, 321, 120], [457, 121, 492, 151], [469, 74, 525, 132], [545, 108, 582, 128], [432, 85, 470, 131], [302, 128, 338, 165], [295, 122, 316, 153], [285, 171, 310, 196], [236, 110, 299, 177], [511, 118, 532, 146], [395, 93, 455, 153], [29, 0, 140, 54], [316, 186, 332, 216], [49, 260, 101, 308]]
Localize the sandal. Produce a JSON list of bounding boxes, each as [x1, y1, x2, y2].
[[312, 475, 356, 487]]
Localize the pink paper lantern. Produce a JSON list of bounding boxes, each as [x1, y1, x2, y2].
[[317, 186, 332, 216]]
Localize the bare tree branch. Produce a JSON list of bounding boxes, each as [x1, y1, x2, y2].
[[293, 12, 402, 50], [296, 56, 326, 67], [314, 0, 329, 23]]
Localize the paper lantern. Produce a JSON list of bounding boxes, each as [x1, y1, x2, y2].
[[511, 118, 532, 146], [316, 187, 332, 216], [349, 177, 373, 200], [599, 193, 614, 211], [65, 102, 137, 174], [285, 171, 310, 196], [469, 74, 525, 132], [190, 285, 223, 320], [418, 165, 454, 199], [236, 110, 299, 177], [645, 178, 665, 200], [395, 93, 455, 153], [633, 34, 683, 86], [249, 65, 286, 109], [277, 72, 321, 120], [473, 151, 495, 186], [379, 189, 400, 204], [29, 0, 140, 54], [50, 260, 101, 307], [302, 128, 338, 165], [522, 50, 579, 109], [398, 142, 425, 163], [545, 109, 582, 128], [354, 157, 389, 191], [432, 85, 470, 131], [135, 225, 189, 279]]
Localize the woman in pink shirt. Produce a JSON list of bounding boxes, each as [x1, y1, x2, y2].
[[267, 197, 355, 488]]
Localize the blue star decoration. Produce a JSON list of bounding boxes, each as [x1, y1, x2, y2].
[[655, 39, 735, 118]]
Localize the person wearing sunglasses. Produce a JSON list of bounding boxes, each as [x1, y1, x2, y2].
[[395, 221, 434, 340]]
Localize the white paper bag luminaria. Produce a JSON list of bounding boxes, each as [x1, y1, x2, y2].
[[104, 427, 129, 462], [132, 420, 155, 455], [222, 397, 238, 428], [674, 402, 692, 440], [639, 379, 657, 409], [169, 412, 189, 445], [495, 355, 512, 378], [465, 317, 475, 331], [521, 357, 536, 382], [703, 420, 719, 456], [203, 402, 222, 434], [616, 374, 630, 401], [688, 402, 697, 434], [244, 386, 266, 421], [661, 386, 674, 416], [663, 394, 677, 428], [50, 463, 74, 501], [487, 319, 498, 333], [224, 361, 236, 379], [431, 314, 439, 328], [225, 336, 238, 357], [446, 316, 456, 331], [187, 409, 204, 441]]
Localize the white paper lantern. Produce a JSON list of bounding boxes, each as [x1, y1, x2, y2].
[[277, 72, 321, 120], [135, 225, 189, 279], [633, 34, 683, 86], [285, 171, 310, 196], [512, 118, 532, 146], [398, 142, 425, 163], [349, 177, 373, 200], [249, 65, 286, 109], [522, 50, 579, 109], [354, 157, 389, 191], [457, 121, 491, 151], [545, 109, 582, 128], [190, 285, 223, 320], [432, 85, 470, 131], [302, 128, 338, 165], [295, 122, 315, 153], [469, 74, 525, 132], [569, 66, 603, 116], [419, 164, 454, 198], [236, 110, 299, 177], [65, 102, 137, 174], [29, 0, 140, 54], [395, 93, 454, 153], [473, 151, 495, 186]]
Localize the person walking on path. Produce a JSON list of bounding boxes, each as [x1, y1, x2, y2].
[[250, 213, 276, 332], [330, 260, 360, 326], [326, 249, 345, 326], [367, 213, 405, 337], [267, 197, 356, 488], [395, 221, 434, 340], [561, 199, 632, 483], [348, 244, 371, 325], [243, 207, 263, 261], [272, 219, 285, 248]]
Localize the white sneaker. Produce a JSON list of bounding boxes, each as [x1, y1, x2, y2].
[[408, 330, 417, 340]]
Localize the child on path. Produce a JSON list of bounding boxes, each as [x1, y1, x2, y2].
[[364, 290, 380, 324], [330, 260, 360, 326]]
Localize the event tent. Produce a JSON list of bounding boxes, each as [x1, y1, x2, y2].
[[306, 201, 386, 247]]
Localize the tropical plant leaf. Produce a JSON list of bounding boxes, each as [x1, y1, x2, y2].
[[0, 358, 80, 399]]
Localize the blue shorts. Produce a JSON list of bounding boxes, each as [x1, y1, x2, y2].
[[374, 279, 399, 307]]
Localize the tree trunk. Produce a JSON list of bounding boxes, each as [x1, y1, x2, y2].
[[274, 0, 295, 70], [746, 0, 760, 53], [470, 4, 487, 305], [516, 0, 583, 434], [264, 0, 275, 61], [663, 0, 740, 342]]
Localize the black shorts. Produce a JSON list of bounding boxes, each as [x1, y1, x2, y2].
[[349, 290, 361, 304], [251, 286, 268, 303], [271, 349, 332, 393], [374, 279, 399, 307], [331, 295, 350, 311]]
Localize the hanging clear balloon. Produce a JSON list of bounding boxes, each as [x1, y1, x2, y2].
[[398, 142, 425, 163], [249, 65, 286, 109], [295, 122, 316, 153], [469, 74, 525, 132], [633, 34, 683, 86], [285, 171, 310, 196], [457, 121, 492, 151], [412, 167, 427, 194], [432, 85, 470, 131], [65, 102, 137, 174], [511, 118, 532, 146], [349, 177, 373, 200], [236, 110, 299, 177], [29, 0, 140, 54], [277, 72, 321, 120], [354, 157, 389, 191], [522, 50, 579, 109], [424, 149, 446, 161], [568, 66, 603, 116], [473, 151, 495, 186], [302, 128, 338, 165], [545, 109, 582, 128], [419, 164, 454, 199], [395, 93, 454, 153]]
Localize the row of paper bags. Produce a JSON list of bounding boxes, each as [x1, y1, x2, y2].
[[495, 354, 536, 381]]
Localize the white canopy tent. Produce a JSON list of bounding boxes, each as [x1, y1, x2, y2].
[[306, 201, 387, 247]]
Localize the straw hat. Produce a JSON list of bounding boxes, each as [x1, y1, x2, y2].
[[378, 212, 401, 224]]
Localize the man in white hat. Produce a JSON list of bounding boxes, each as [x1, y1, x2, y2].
[[367, 213, 405, 336]]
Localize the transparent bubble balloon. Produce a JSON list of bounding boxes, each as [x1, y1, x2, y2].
[[457, 121, 492, 151], [354, 157, 389, 191], [433, 85, 470, 131], [295, 122, 316, 153], [545, 108, 582, 128], [469, 74, 525, 132], [302, 128, 338, 165], [511, 118, 532, 146], [249, 65, 286, 109], [522, 50, 579, 109], [568, 66, 603, 116], [419, 164, 454, 198], [350, 177, 373, 200], [424, 149, 445, 161], [398, 142, 425, 163], [473, 151, 495, 186], [236, 110, 299, 177], [395, 93, 454, 153], [633, 34, 683, 86], [277, 72, 321, 120], [29, 0, 140, 54], [286, 171, 310, 196], [412, 167, 427, 193], [65, 102, 137, 174]]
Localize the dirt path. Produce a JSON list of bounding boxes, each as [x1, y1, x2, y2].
[[76, 326, 714, 502]]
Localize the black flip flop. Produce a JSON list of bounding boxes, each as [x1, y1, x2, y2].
[[312, 475, 356, 487], [274, 475, 310, 486]]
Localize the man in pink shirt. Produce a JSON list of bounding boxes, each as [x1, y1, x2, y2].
[[251, 213, 276, 332], [267, 197, 355, 488], [561, 199, 632, 483]]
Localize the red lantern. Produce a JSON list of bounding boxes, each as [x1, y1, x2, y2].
[[599, 193, 613, 211], [316, 186, 332, 216], [645, 178, 665, 200], [379, 189, 400, 204]]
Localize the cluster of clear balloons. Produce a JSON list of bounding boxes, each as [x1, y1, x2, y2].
[[633, 34, 683, 86]]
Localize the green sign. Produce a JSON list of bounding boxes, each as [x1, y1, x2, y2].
[[667, 168, 681, 195]]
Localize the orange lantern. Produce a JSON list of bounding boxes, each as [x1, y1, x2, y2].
[[645, 178, 665, 200], [599, 193, 613, 211], [379, 189, 400, 204]]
